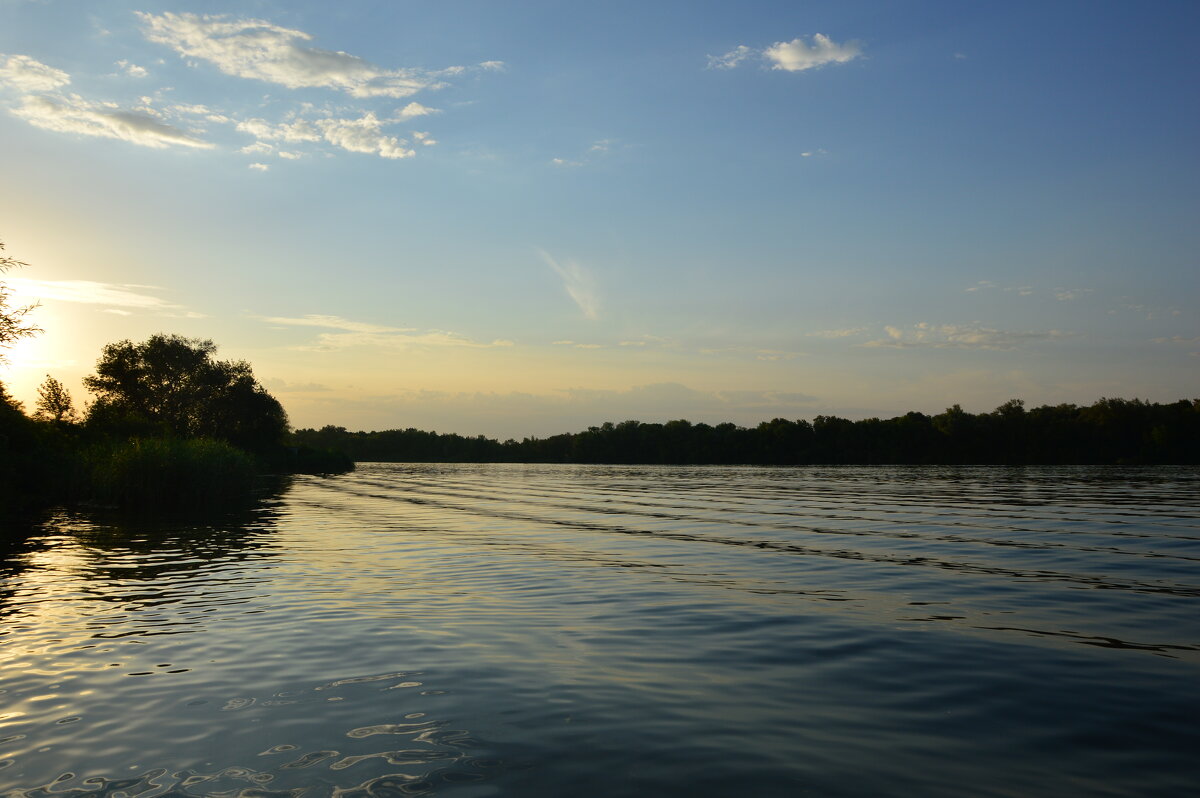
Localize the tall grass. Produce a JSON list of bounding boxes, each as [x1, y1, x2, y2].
[[81, 438, 258, 512]]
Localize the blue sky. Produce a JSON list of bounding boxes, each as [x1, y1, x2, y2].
[[1, 0, 1197, 437]]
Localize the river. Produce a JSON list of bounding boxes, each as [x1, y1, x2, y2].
[[2, 464, 1198, 796]]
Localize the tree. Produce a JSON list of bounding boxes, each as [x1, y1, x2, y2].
[[34, 375, 78, 423], [0, 238, 41, 362], [84, 334, 289, 452]]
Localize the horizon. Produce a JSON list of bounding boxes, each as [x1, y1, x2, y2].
[[2, 1, 1197, 440]]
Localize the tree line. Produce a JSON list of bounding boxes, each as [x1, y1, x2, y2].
[[294, 397, 1200, 466], [2, 238, 350, 514], [2, 334, 352, 514]]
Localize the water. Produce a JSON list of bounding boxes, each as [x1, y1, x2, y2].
[[2, 464, 1198, 797]]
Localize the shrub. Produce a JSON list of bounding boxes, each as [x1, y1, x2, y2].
[[81, 437, 258, 513]]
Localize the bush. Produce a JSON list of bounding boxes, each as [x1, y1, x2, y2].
[[81, 437, 259, 513]]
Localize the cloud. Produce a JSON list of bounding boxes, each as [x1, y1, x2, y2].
[[259, 314, 413, 334], [116, 60, 148, 78], [259, 313, 512, 351], [708, 34, 862, 73], [248, 162, 269, 171], [298, 331, 513, 352], [395, 102, 438, 119], [1054, 287, 1092, 301], [540, 250, 599, 320], [6, 278, 204, 316], [861, 322, 1071, 351], [263, 377, 330, 393], [412, 131, 437, 146], [707, 45, 753, 70], [764, 35, 863, 72], [1151, 336, 1200, 345], [552, 139, 614, 167], [698, 346, 803, 361], [13, 94, 213, 149], [237, 112, 414, 159], [807, 327, 868, 339], [0, 54, 70, 91], [139, 12, 474, 99]]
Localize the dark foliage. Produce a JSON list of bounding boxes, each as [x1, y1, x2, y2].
[[293, 397, 1200, 465], [84, 334, 289, 454]]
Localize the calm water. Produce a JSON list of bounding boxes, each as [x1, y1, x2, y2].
[[2, 464, 1198, 797]]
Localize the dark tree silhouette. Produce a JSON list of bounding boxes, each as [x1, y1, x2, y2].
[[0, 239, 40, 362], [84, 334, 289, 452], [34, 375, 77, 423]]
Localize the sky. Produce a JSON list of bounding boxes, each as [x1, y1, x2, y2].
[[0, 0, 1197, 439]]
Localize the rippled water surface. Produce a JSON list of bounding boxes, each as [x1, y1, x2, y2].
[[2, 464, 1199, 797]]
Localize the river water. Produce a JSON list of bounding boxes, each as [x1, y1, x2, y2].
[[1, 464, 1198, 797]]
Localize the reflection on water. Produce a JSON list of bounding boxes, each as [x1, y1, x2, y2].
[[1, 465, 1198, 796]]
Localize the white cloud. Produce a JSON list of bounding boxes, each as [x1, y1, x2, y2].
[[12, 92, 213, 150], [1151, 336, 1200, 345], [6, 278, 203, 316], [1054, 287, 1092, 301], [139, 12, 473, 99], [764, 34, 863, 72], [412, 131, 437, 146], [540, 250, 599, 320], [238, 112, 414, 159], [316, 113, 414, 159], [116, 60, 148, 78], [862, 322, 1071, 351], [395, 101, 438, 119], [13, 94, 213, 149], [248, 162, 269, 171], [0, 54, 70, 92], [708, 35, 862, 74]]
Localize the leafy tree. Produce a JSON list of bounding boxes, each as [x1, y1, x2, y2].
[[0, 238, 41, 362], [84, 334, 289, 452], [34, 375, 78, 423]]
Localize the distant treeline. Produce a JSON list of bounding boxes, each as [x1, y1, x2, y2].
[[294, 398, 1200, 466]]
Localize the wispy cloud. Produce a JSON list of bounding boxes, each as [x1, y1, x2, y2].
[[1054, 287, 1092, 301], [551, 139, 615, 168], [139, 12, 496, 99], [540, 250, 599, 320], [708, 34, 863, 73], [260, 313, 512, 351], [862, 322, 1070, 351], [7, 277, 205, 317], [236, 112, 414, 159], [259, 314, 413, 334], [0, 53, 70, 91], [807, 327, 867, 339], [0, 54, 211, 150], [13, 94, 213, 149], [699, 346, 803, 361]]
